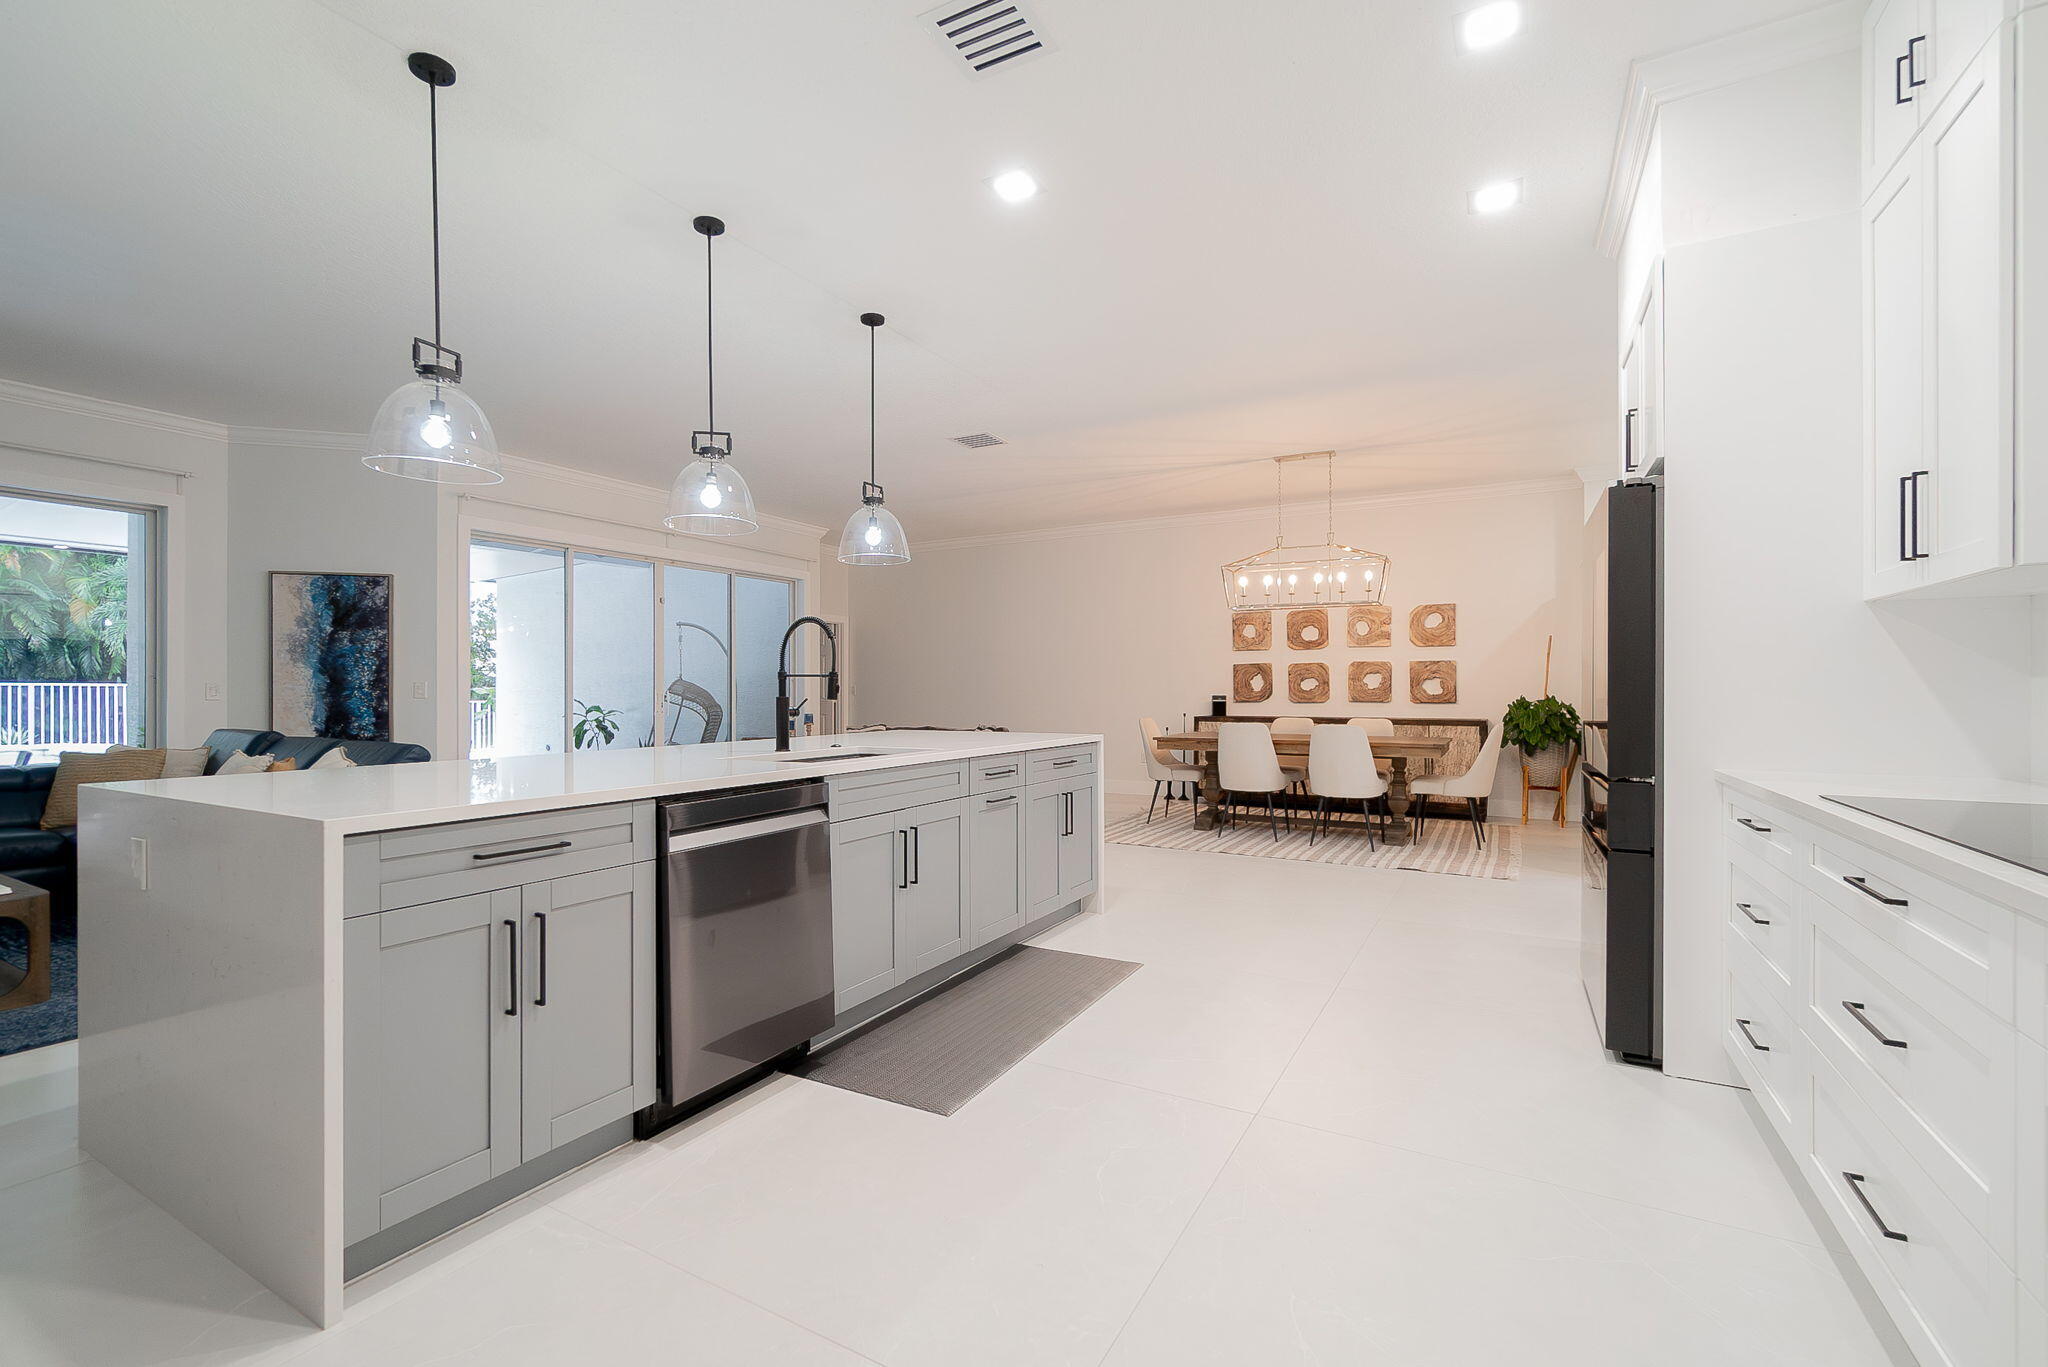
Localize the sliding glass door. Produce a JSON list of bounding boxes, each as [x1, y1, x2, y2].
[[468, 534, 797, 758]]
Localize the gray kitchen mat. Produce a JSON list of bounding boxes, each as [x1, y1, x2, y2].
[[787, 946, 1141, 1115]]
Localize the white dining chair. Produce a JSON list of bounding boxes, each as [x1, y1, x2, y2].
[[1269, 715, 1314, 793], [1139, 717, 1203, 823], [1348, 717, 1396, 738], [1306, 724, 1388, 848], [1409, 737, 1507, 849], [1218, 722, 1291, 838]]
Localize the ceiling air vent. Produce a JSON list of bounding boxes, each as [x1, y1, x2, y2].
[[951, 433, 1006, 448], [921, 2, 1049, 76]]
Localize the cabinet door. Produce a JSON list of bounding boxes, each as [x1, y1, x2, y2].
[[1928, 0, 2001, 109], [519, 863, 648, 1163], [343, 887, 522, 1242], [1058, 781, 1099, 902], [1619, 267, 1662, 479], [830, 811, 900, 1013], [1864, 147, 1931, 598], [1867, 0, 1926, 178], [1923, 37, 2012, 585], [968, 791, 1027, 948], [1025, 785, 1066, 918], [897, 799, 968, 978]]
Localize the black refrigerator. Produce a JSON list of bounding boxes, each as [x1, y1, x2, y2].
[[1581, 475, 1661, 1066]]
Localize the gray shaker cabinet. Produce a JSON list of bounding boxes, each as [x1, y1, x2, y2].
[[968, 790, 1027, 948], [896, 799, 968, 977], [1027, 777, 1098, 918], [343, 887, 523, 1245], [829, 797, 970, 1009]]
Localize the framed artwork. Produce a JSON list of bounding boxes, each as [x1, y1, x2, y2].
[[1348, 660, 1392, 703], [270, 571, 394, 740], [1346, 604, 1391, 647], [1230, 610, 1272, 652], [1409, 660, 1458, 704], [1285, 608, 1329, 650], [1232, 663, 1273, 703], [1409, 603, 1457, 647], [1287, 663, 1330, 703]]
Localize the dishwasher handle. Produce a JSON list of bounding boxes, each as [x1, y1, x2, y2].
[[665, 807, 827, 855]]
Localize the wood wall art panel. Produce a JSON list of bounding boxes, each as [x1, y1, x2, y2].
[[1347, 660, 1392, 703], [1233, 663, 1273, 703], [1287, 663, 1330, 703], [1284, 608, 1329, 650], [1230, 611, 1272, 652], [1409, 603, 1457, 647], [1408, 660, 1458, 704], [1346, 604, 1391, 647]]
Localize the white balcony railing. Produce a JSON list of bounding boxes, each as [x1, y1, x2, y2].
[[470, 700, 495, 754], [0, 681, 131, 749]]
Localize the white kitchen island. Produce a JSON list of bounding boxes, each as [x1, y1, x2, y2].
[[74, 730, 1104, 1328]]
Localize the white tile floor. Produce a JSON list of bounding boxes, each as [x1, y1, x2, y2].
[[0, 804, 1903, 1367]]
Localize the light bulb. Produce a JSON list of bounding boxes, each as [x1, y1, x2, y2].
[[1364, 569, 1374, 580], [699, 480, 722, 509], [1287, 574, 1298, 586], [1262, 575, 1273, 587], [1458, 2, 1521, 52], [1237, 575, 1248, 587], [419, 407, 453, 450], [865, 521, 882, 547], [1337, 571, 1348, 582], [1313, 572, 1324, 584]]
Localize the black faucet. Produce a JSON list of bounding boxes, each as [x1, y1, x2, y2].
[[775, 616, 840, 752]]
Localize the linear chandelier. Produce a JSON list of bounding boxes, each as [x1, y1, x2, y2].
[[1220, 452, 1389, 611]]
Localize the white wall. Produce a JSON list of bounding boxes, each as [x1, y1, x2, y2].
[[849, 479, 1588, 810], [1652, 52, 2040, 1084]]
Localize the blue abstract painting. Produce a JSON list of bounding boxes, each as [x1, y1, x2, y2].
[[270, 572, 393, 740]]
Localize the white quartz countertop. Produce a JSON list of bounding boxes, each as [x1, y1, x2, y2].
[[92, 731, 1102, 836], [1718, 769, 2048, 917]]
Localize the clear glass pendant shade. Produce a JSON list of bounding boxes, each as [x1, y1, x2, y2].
[[664, 453, 758, 535], [838, 497, 910, 565], [364, 375, 503, 484]]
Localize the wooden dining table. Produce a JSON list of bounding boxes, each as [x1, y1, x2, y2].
[[1155, 729, 1452, 845]]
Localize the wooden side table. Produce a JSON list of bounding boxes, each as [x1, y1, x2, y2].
[[0, 873, 52, 1012]]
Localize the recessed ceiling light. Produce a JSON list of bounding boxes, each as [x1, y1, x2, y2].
[[1468, 178, 1523, 215], [1458, 1, 1522, 52], [990, 168, 1040, 203]]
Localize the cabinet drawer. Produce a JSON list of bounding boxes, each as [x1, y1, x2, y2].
[[1805, 914, 2013, 1245], [345, 802, 655, 915], [827, 761, 967, 822], [1027, 745, 1096, 785], [1728, 862, 1796, 1003], [1725, 950, 1804, 1141], [1726, 795, 1801, 870], [1807, 1052, 2015, 1367], [968, 753, 1028, 793], [1806, 829, 2018, 1020]]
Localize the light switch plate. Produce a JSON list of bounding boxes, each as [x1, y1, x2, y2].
[[129, 837, 148, 891], [411, 681, 429, 700], [204, 682, 223, 702]]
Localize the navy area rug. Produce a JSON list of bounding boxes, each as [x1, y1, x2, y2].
[[0, 917, 76, 1055]]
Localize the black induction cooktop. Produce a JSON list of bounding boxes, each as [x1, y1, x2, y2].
[[1822, 795, 2048, 878]]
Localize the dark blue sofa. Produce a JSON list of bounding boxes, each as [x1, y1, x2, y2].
[[0, 729, 431, 920]]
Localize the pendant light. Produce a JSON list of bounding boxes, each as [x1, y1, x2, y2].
[[838, 312, 911, 565], [1219, 452, 1389, 610], [364, 53, 503, 485], [664, 216, 758, 535]]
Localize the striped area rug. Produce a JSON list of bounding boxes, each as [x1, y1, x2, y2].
[[1105, 809, 1521, 880]]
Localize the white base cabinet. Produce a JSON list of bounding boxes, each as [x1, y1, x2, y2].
[[1719, 778, 2048, 1367]]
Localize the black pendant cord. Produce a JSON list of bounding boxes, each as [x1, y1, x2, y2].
[[704, 227, 715, 439], [428, 81, 443, 353], [868, 324, 877, 488]]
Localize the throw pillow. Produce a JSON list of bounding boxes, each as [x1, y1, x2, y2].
[[40, 748, 169, 829], [112, 743, 209, 779], [267, 758, 298, 772], [308, 747, 358, 770], [214, 750, 275, 776]]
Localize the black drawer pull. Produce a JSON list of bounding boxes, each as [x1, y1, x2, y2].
[[984, 794, 1017, 806], [1736, 902, 1771, 926], [1842, 875, 1907, 908], [1052, 757, 1079, 768], [503, 919, 518, 1017], [1843, 1172, 1909, 1241], [983, 766, 1017, 778], [474, 840, 573, 862], [1735, 1018, 1770, 1052], [1735, 817, 1773, 835], [1842, 1001, 1908, 1049]]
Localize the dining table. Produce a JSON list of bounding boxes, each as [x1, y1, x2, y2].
[[1154, 728, 1452, 845]]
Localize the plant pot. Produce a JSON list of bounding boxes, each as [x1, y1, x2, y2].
[[1519, 742, 1578, 825]]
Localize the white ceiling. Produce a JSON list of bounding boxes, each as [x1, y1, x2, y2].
[[0, 1, 1824, 540]]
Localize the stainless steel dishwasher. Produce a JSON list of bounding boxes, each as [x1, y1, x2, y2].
[[637, 780, 834, 1135]]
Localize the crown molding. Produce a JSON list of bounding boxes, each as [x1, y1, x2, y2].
[[0, 376, 232, 442], [1595, 2, 1860, 258], [913, 474, 1585, 553]]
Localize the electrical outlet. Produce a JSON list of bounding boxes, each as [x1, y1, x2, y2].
[[412, 681, 429, 700], [204, 682, 223, 702], [130, 837, 148, 891]]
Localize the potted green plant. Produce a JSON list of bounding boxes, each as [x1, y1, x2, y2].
[[571, 700, 624, 750], [1500, 694, 1581, 824]]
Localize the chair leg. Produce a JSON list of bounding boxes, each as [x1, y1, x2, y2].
[[1365, 799, 1378, 851], [1148, 780, 1161, 823], [1266, 793, 1279, 839], [1468, 798, 1485, 850]]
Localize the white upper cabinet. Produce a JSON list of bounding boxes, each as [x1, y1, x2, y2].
[[1862, 9, 2033, 599], [1866, 0, 2005, 182]]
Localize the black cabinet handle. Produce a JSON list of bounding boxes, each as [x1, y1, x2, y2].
[[985, 794, 1017, 806], [1737, 902, 1771, 926], [911, 825, 921, 885], [1895, 52, 1913, 103], [1843, 1172, 1909, 1241], [474, 840, 572, 862], [897, 830, 909, 890], [1052, 757, 1079, 768], [984, 766, 1017, 778], [1906, 34, 1926, 88], [1735, 1018, 1771, 1052], [1908, 470, 1929, 559], [1898, 474, 1912, 562], [503, 919, 518, 1017], [1623, 406, 1639, 472], [534, 911, 548, 1007], [1736, 817, 1773, 835], [1842, 875, 1907, 908], [1843, 1000, 1908, 1048]]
